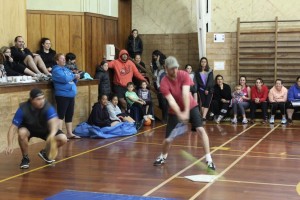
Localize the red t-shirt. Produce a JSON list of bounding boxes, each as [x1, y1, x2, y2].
[[160, 70, 198, 114]]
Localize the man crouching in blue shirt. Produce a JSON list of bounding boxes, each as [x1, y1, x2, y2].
[[5, 88, 67, 169]]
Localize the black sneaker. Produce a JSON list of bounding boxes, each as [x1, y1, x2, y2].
[[20, 155, 30, 169], [38, 149, 55, 164], [207, 161, 216, 171], [153, 156, 166, 166], [287, 118, 293, 125]]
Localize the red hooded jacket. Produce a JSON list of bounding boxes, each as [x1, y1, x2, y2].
[[108, 50, 145, 87]]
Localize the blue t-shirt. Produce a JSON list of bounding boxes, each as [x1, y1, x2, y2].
[[12, 106, 57, 127]]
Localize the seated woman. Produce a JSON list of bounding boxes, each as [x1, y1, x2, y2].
[[211, 75, 232, 123], [36, 38, 56, 72], [250, 78, 269, 124], [0, 47, 37, 77], [268, 79, 288, 124], [286, 76, 300, 124], [88, 94, 120, 128]]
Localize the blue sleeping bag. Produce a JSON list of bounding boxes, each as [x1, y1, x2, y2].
[[74, 122, 137, 139]]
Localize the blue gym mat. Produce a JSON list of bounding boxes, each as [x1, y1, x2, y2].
[[45, 190, 177, 200]]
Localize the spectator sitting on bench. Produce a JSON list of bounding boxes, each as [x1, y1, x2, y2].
[[268, 79, 288, 124], [211, 74, 232, 124], [231, 85, 248, 124], [250, 78, 269, 124], [125, 82, 147, 123], [286, 76, 300, 124], [137, 80, 154, 120]]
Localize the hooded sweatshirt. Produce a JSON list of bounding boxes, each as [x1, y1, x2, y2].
[[288, 83, 300, 101], [108, 50, 145, 87]]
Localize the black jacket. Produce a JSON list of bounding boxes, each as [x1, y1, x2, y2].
[[213, 83, 232, 101], [94, 66, 111, 97], [195, 69, 214, 93], [87, 102, 111, 128], [127, 36, 143, 57]]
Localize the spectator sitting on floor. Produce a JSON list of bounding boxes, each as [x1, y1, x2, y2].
[[87, 94, 120, 128]]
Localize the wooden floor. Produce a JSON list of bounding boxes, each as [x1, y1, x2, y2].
[[0, 121, 300, 200]]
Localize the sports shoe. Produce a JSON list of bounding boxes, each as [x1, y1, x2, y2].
[[20, 155, 30, 169], [38, 149, 55, 164], [281, 117, 287, 124], [207, 161, 216, 171], [269, 116, 275, 124], [242, 118, 248, 124], [148, 115, 155, 120], [153, 156, 166, 166], [287, 118, 293, 124], [231, 118, 237, 124]]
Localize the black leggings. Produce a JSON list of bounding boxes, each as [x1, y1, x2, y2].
[[270, 102, 286, 116], [55, 96, 75, 123]]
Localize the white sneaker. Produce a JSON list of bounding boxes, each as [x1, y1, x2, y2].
[[269, 116, 275, 124], [242, 118, 248, 124], [147, 115, 155, 120], [281, 118, 287, 124], [231, 118, 237, 124], [143, 115, 149, 120]]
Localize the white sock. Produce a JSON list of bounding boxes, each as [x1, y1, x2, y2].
[[205, 154, 212, 163]]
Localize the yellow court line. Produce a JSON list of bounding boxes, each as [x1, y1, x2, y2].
[[0, 124, 166, 183], [218, 179, 296, 187], [189, 124, 280, 200], [142, 124, 257, 196]]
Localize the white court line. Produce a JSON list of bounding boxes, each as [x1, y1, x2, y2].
[[143, 124, 257, 196], [189, 124, 280, 200]]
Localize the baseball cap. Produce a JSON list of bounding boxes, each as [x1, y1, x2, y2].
[[30, 88, 44, 99], [165, 56, 179, 69]]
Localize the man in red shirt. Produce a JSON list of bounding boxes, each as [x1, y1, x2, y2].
[[153, 56, 215, 171], [108, 49, 146, 111]]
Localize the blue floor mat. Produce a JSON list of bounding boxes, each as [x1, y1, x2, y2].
[[45, 190, 177, 200]]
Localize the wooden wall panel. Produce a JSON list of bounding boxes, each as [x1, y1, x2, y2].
[[27, 13, 42, 51], [84, 15, 92, 73], [118, 0, 132, 49], [41, 14, 56, 50], [70, 15, 84, 69], [0, 0, 26, 47], [55, 15, 70, 55], [105, 19, 118, 45], [27, 1, 133, 76]]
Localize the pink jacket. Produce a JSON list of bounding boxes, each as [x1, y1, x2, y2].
[[268, 86, 287, 103]]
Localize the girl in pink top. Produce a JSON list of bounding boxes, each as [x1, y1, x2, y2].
[[268, 79, 287, 124]]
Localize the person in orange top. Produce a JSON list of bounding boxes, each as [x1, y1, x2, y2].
[[108, 49, 146, 111], [268, 79, 288, 124], [250, 78, 269, 124]]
